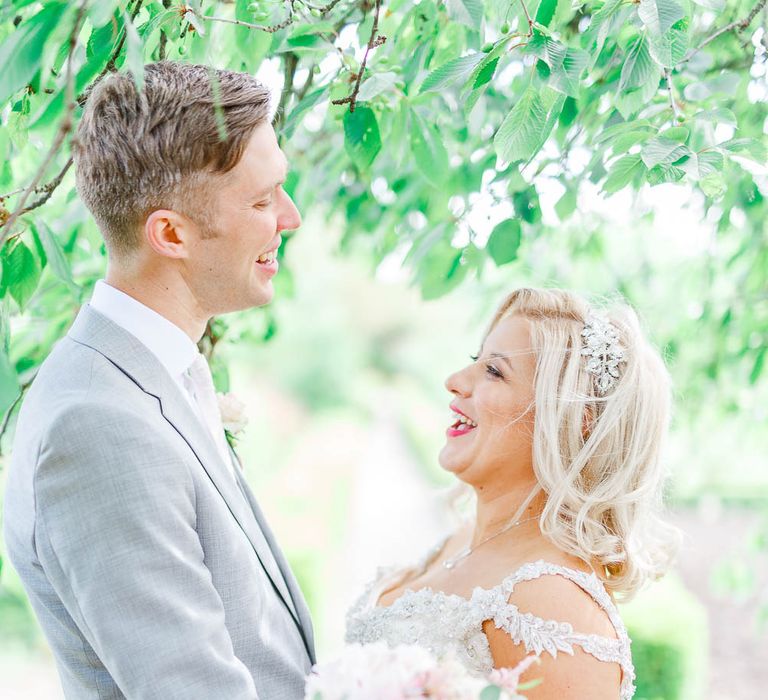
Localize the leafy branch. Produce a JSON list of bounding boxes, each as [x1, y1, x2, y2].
[[683, 0, 767, 63], [332, 0, 386, 112], [0, 2, 88, 246]]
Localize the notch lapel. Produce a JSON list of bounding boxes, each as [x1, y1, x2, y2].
[[231, 451, 316, 663], [67, 306, 301, 633]]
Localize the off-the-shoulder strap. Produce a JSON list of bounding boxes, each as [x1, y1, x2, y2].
[[483, 560, 635, 695]]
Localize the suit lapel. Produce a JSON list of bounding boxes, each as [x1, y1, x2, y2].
[[67, 306, 301, 634], [231, 451, 316, 663]]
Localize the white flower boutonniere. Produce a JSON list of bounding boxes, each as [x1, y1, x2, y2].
[[217, 392, 248, 448]]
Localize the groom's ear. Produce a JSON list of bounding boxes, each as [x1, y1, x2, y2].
[[144, 209, 191, 259]]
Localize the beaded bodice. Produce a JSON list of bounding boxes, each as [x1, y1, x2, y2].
[[346, 553, 635, 699]]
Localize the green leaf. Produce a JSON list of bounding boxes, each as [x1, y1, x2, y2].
[[750, 347, 766, 385], [646, 163, 685, 185], [588, 0, 625, 65], [692, 0, 725, 9], [418, 240, 467, 300], [123, 11, 144, 90], [647, 15, 689, 68], [692, 108, 737, 127], [699, 171, 726, 198], [420, 53, 485, 94], [620, 34, 655, 91], [480, 686, 502, 700], [410, 110, 450, 187], [343, 105, 382, 170], [602, 153, 646, 193], [0, 1, 68, 105], [486, 219, 522, 266], [3, 239, 41, 311], [31, 221, 79, 294], [638, 0, 685, 36], [88, 0, 121, 29], [282, 86, 329, 140], [550, 48, 588, 97], [358, 72, 399, 101], [446, 0, 484, 30], [640, 136, 690, 168], [535, 0, 559, 27], [473, 56, 499, 89], [0, 349, 20, 419], [719, 138, 768, 164], [494, 87, 564, 164], [555, 187, 577, 220]]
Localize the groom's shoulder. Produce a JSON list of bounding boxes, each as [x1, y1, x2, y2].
[[18, 335, 156, 443]]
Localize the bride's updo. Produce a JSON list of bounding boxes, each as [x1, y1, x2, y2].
[[489, 287, 680, 600]]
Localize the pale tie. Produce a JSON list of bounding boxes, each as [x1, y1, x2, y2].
[[185, 352, 235, 477]]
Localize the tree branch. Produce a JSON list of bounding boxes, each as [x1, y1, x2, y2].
[[197, 9, 296, 34], [664, 68, 682, 123], [682, 0, 766, 63], [332, 0, 386, 112], [0, 3, 88, 245], [0, 372, 37, 456], [274, 52, 300, 131]]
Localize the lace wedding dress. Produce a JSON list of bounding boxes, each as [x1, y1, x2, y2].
[[346, 541, 636, 699]]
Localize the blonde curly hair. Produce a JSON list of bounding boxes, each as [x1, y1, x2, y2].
[[488, 287, 680, 600]]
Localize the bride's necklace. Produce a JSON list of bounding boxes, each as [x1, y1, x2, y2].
[[442, 514, 541, 570]]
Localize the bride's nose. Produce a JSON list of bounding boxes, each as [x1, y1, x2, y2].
[[445, 365, 472, 397]]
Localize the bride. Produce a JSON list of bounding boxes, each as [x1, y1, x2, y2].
[[346, 287, 680, 699]]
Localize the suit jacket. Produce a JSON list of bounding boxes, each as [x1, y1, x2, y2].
[[3, 305, 315, 699]]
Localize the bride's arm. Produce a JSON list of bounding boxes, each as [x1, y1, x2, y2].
[[483, 575, 623, 699]]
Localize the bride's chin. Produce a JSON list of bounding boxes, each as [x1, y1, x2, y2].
[[438, 447, 465, 475]]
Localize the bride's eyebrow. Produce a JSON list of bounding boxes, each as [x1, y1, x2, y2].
[[488, 351, 515, 371]]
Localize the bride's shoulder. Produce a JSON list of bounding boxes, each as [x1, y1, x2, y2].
[[502, 559, 620, 641]]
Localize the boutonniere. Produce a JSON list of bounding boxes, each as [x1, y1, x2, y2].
[[217, 392, 248, 448]]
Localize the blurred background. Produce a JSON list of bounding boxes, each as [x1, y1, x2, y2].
[[1, 1, 767, 698]]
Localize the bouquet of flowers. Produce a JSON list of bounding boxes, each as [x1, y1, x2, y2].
[[304, 642, 539, 700]]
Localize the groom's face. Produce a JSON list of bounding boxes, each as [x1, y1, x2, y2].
[[185, 122, 301, 315]]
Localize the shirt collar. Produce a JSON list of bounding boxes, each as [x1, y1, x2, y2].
[[89, 280, 199, 378]]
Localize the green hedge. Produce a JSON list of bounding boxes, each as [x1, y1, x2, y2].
[[622, 575, 708, 700]]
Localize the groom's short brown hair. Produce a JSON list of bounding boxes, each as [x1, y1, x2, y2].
[[74, 61, 272, 256]]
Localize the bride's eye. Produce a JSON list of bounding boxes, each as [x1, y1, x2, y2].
[[485, 363, 503, 379], [469, 354, 479, 362]]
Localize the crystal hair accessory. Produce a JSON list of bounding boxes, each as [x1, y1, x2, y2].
[[581, 313, 625, 394]]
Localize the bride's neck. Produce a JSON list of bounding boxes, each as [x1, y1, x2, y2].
[[471, 482, 546, 546]]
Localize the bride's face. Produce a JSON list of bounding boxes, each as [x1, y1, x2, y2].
[[438, 314, 537, 489]]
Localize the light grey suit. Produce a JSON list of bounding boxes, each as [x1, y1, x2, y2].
[[3, 305, 315, 699]]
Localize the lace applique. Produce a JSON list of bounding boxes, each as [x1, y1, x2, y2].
[[346, 557, 636, 700]]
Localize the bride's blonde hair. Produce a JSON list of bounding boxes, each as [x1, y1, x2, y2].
[[489, 287, 680, 600]]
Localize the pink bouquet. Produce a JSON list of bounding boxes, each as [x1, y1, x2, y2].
[[305, 642, 539, 700]]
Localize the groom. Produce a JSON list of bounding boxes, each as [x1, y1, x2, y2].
[[3, 62, 314, 698]]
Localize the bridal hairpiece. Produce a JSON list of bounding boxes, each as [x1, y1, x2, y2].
[[581, 313, 625, 394]]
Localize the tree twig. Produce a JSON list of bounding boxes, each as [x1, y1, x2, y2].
[[664, 68, 681, 123], [274, 52, 300, 131], [332, 0, 386, 112], [0, 3, 88, 245], [158, 0, 171, 60], [682, 0, 766, 63], [0, 372, 37, 456], [197, 9, 296, 34]]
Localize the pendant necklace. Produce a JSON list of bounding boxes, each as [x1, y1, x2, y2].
[[442, 514, 541, 570]]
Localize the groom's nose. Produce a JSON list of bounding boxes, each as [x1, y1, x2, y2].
[[277, 189, 301, 233]]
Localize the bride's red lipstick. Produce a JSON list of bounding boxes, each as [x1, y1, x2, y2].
[[447, 404, 477, 438]]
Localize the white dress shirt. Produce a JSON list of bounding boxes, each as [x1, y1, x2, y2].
[[89, 280, 236, 477]]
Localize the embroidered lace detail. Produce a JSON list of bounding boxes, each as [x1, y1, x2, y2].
[[346, 557, 635, 699]]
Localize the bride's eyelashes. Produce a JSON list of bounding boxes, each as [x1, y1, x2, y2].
[[469, 354, 504, 380]]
